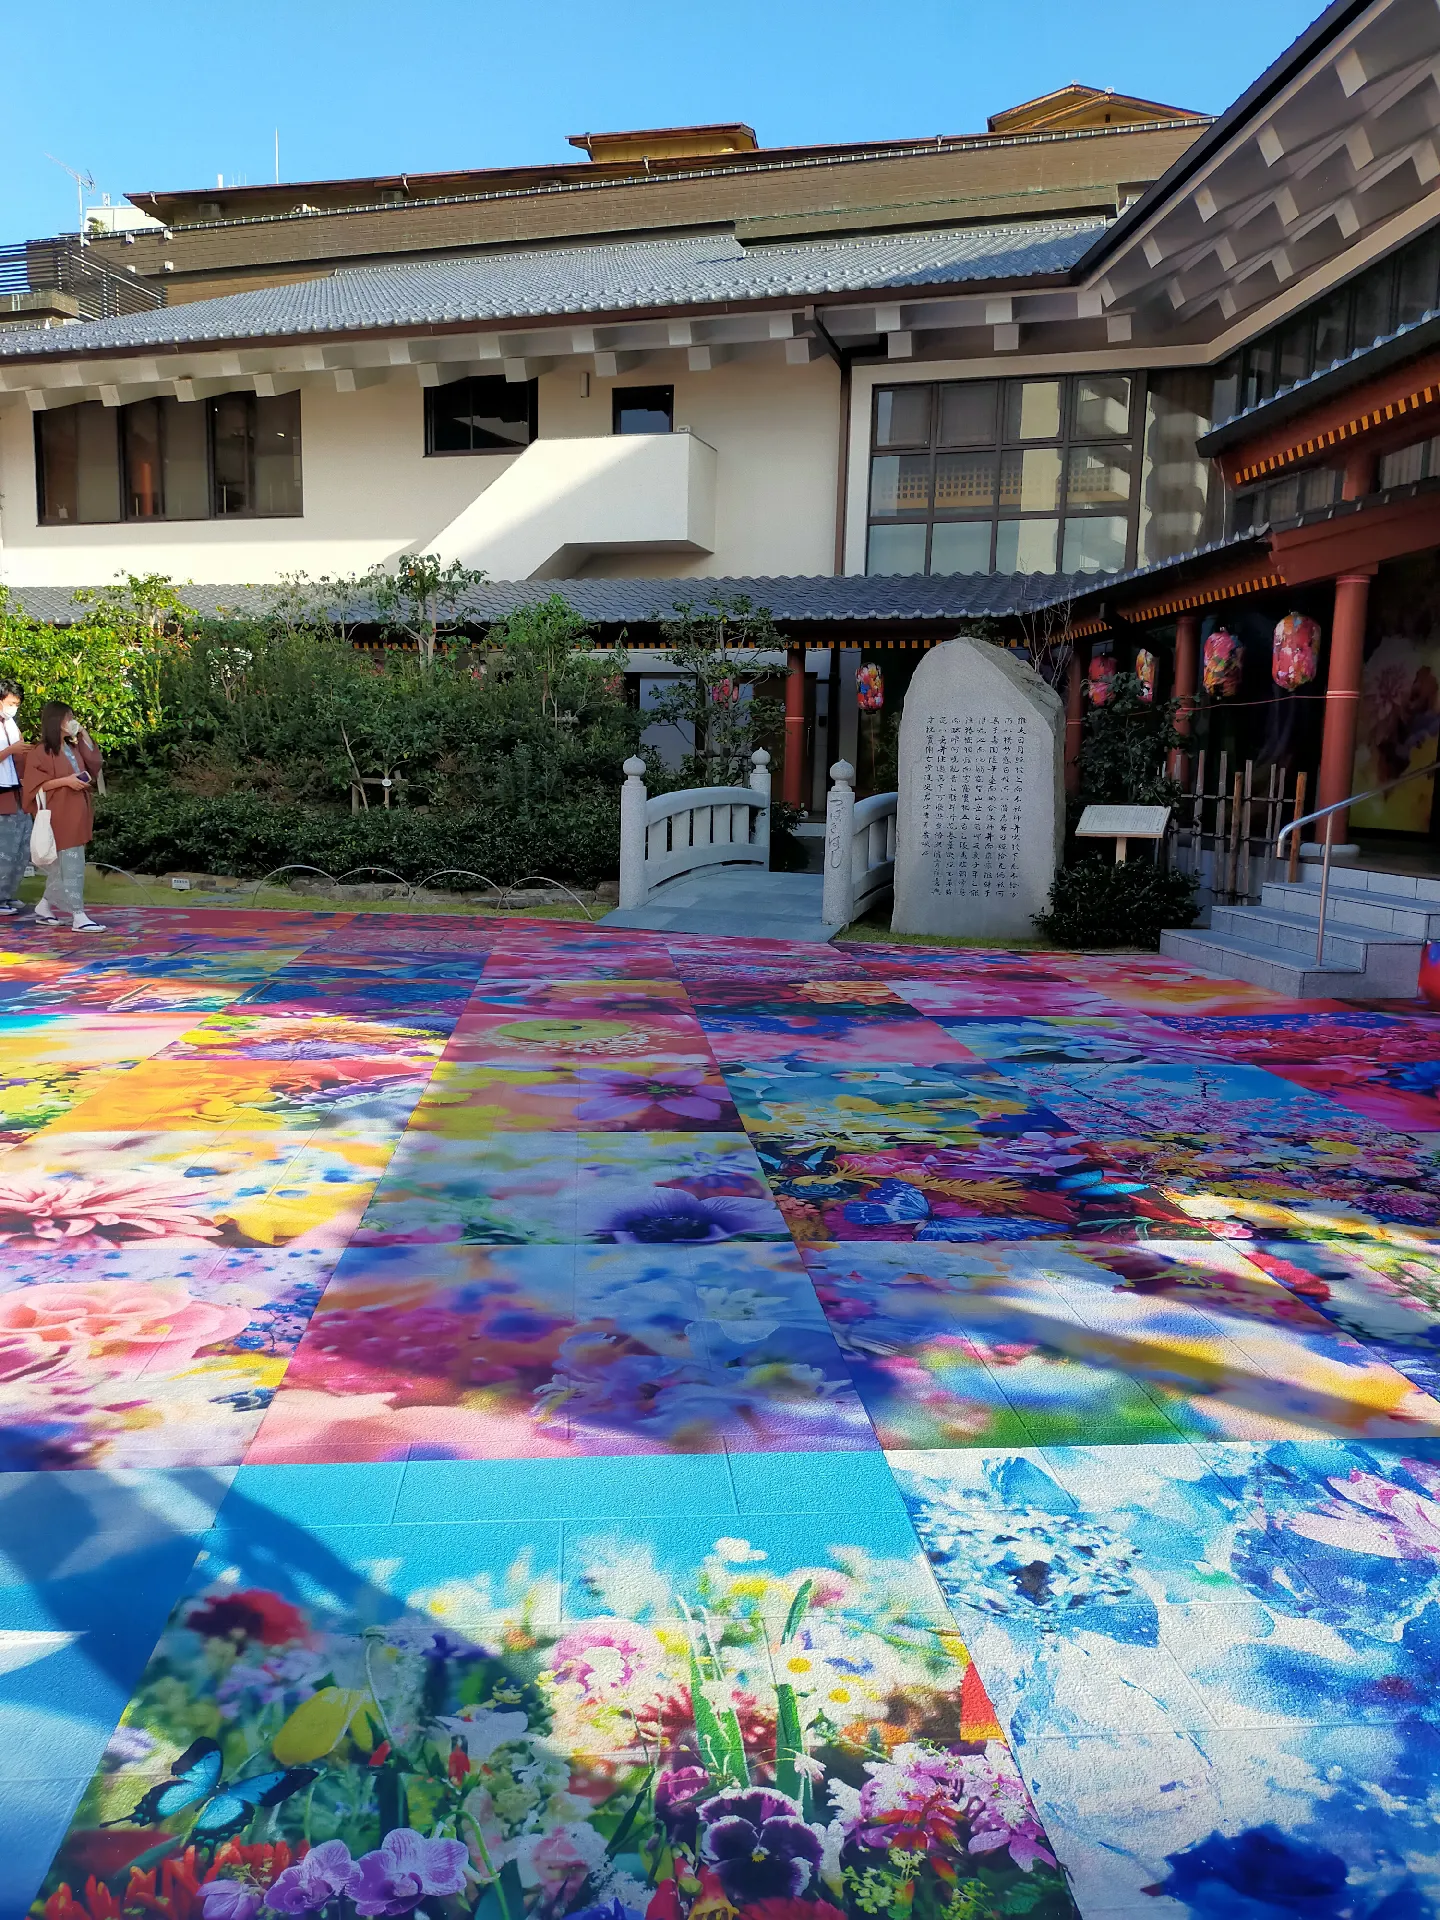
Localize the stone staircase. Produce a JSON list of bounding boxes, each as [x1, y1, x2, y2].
[[1160, 862, 1439, 998]]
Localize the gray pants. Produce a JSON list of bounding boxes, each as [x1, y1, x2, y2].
[[42, 845, 88, 918], [0, 810, 27, 903]]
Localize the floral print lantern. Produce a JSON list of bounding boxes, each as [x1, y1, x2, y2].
[[1135, 649, 1157, 704], [1203, 628, 1243, 698], [857, 662, 884, 712], [1273, 611, 1321, 690], [1088, 654, 1116, 707]]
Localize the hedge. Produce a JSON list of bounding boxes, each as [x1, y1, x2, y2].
[[92, 787, 622, 890], [1034, 856, 1199, 951]]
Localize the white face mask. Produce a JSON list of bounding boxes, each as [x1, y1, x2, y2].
[[0, 707, 17, 725], [63, 719, 80, 739]]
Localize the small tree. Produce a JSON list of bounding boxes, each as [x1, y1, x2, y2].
[[0, 575, 193, 750], [363, 555, 486, 667], [647, 593, 784, 786], [1077, 670, 1185, 809], [485, 595, 620, 731]]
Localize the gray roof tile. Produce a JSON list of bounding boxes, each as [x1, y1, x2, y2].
[[0, 222, 1105, 359]]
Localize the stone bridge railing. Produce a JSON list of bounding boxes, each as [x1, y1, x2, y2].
[[822, 760, 898, 929], [618, 751, 771, 909]]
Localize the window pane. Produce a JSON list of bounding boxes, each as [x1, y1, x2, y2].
[[162, 398, 209, 519], [930, 521, 992, 574], [1277, 317, 1312, 390], [1243, 341, 1274, 409], [1138, 368, 1217, 567], [875, 385, 931, 447], [1061, 514, 1128, 573], [254, 392, 302, 515], [998, 447, 1062, 512], [1352, 263, 1393, 348], [37, 410, 79, 523], [75, 404, 121, 524], [1299, 466, 1340, 511], [427, 375, 534, 453], [1066, 442, 1134, 508], [1313, 293, 1350, 367], [936, 382, 996, 445], [613, 385, 673, 434], [123, 399, 164, 519], [1004, 380, 1061, 441], [427, 382, 475, 453], [994, 518, 1057, 573], [869, 454, 931, 516], [1211, 357, 1241, 424], [934, 451, 996, 512], [1397, 232, 1440, 326], [866, 522, 928, 574], [1072, 375, 1131, 439], [211, 394, 252, 515]]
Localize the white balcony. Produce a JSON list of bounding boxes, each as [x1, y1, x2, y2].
[[421, 430, 717, 579]]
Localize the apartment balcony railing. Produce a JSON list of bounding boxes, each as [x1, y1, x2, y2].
[[0, 237, 165, 322]]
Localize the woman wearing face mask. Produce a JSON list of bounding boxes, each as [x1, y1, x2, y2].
[[22, 701, 105, 932], [0, 681, 29, 916]]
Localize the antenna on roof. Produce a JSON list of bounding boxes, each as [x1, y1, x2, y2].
[[45, 152, 96, 244]]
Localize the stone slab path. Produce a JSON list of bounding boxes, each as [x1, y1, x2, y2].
[[602, 864, 837, 939], [5, 906, 1440, 1920]]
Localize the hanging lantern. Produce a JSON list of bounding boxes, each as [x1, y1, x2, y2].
[[1203, 628, 1243, 698], [857, 662, 885, 712], [1087, 654, 1116, 707], [1135, 649, 1157, 704], [1272, 612, 1320, 691]]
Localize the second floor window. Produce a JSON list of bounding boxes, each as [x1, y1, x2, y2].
[[614, 386, 674, 434], [425, 375, 537, 453], [36, 391, 302, 525]]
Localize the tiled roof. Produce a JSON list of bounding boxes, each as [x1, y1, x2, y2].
[[1197, 305, 1440, 454], [10, 571, 1099, 626], [0, 222, 1106, 360]]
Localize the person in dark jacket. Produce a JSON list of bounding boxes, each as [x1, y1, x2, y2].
[[0, 680, 29, 915], [22, 701, 105, 932]]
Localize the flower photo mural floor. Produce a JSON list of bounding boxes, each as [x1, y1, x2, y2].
[[4, 913, 1440, 1920]]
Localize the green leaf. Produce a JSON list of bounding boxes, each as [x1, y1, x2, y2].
[[773, 1681, 806, 1804], [606, 1768, 655, 1859], [689, 1651, 749, 1788], [780, 1578, 814, 1644]]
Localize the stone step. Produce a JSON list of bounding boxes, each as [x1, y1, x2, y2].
[[1159, 927, 1375, 998], [1295, 862, 1440, 905], [1262, 877, 1440, 938], [1208, 903, 1418, 968]]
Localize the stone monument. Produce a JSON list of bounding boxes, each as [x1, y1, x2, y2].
[[891, 635, 1064, 940]]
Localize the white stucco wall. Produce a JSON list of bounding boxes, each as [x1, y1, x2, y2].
[[0, 349, 839, 588]]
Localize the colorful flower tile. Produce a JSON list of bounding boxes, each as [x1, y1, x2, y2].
[[412, 1058, 741, 1134]]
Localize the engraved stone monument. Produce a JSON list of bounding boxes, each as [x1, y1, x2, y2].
[[891, 635, 1064, 939]]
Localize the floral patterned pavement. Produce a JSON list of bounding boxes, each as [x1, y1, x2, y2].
[[4, 910, 1440, 1920]]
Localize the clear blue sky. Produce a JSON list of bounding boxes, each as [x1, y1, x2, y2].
[[3, 0, 1323, 245]]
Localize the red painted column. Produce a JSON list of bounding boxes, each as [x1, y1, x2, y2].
[[1168, 612, 1200, 783], [1315, 571, 1374, 845], [1064, 644, 1086, 795], [783, 643, 807, 807]]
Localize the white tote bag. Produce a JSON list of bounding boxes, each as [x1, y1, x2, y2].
[[29, 790, 58, 869]]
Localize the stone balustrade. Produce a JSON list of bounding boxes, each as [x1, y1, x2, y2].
[[822, 760, 898, 929], [618, 750, 771, 909]]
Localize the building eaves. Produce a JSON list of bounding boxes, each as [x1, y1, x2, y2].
[[1028, 531, 1274, 614], [0, 221, 1106, 362], [1197, 306, 1440, 455], [10, 571, 1096, 628], [1071, 0, 1375, 281]]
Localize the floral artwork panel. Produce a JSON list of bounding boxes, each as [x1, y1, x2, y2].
[[412, 1061, 742, 1137]]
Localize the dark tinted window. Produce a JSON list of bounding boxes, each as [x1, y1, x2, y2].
[[425, 375, 537, 453], [36, 405, 120, 524], [212, 392, 302, 517], [613, 385, 674, 434]]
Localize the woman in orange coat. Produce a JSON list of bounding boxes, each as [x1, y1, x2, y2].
[[22, 701, 105, 932]]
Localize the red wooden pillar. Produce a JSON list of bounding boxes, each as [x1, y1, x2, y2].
[[783, 643, 806, 807], [1064, 644, 1086, 795], [1315, 570, 1374, 846], [1168, 611, 1200, 783]]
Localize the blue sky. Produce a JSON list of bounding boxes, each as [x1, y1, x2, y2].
[[3, 0, 1322, 245]]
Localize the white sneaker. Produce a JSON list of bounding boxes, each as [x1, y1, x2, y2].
[[32, 900, 57, 923], [71, 914, 107, 932]]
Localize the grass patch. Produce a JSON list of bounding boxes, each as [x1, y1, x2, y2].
[[16, 868, 594, 923]]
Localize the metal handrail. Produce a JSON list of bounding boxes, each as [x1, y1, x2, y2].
[[1276, 760, 1439, 969]]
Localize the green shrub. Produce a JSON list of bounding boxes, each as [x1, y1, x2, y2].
[[1034, 856, 1199, 950], [93, 787, 622, 890]]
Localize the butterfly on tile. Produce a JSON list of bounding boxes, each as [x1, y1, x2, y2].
[[840, 1178, 1052, 1241], [116, 1737, 317, 1839], [1055, 1169, 1151, 1199], [758, 1143, 861, 1203]]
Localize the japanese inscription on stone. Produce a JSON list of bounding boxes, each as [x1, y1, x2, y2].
[[917, 711, 1027, 903]]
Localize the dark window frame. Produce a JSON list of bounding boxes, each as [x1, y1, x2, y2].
[[865, 372, 1146, 579], [423, 375, 538, 456], [612, 384, 675, 434], [34, 391, 303, 526]]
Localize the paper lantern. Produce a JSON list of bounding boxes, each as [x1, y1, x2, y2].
[[857, 662, 884, 712], [1087, 654, 1116, 707], [1272, 612, 1320, 691], [1135, 649, 1157, 703], [1420, 941, 1440, 1007], [1203, 629, 1243, 698]]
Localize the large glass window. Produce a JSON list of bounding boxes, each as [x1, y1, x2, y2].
[[865, 373, 1143, 577], [36, 392, 302, 525], [424, 375, 537, 454]]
